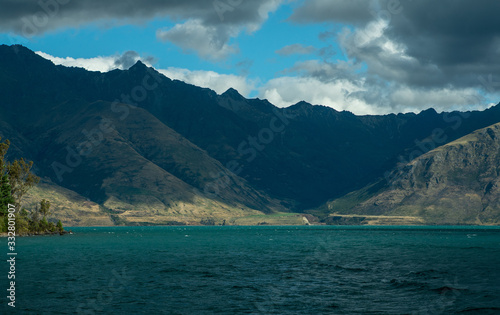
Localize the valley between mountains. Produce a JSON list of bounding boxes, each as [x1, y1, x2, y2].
[[1, 44, 499, 226]]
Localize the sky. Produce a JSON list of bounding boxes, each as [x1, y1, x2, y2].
[[1, 0, 500, 115]]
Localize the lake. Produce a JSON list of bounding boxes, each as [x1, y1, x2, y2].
[[1, 226, 500, 314]]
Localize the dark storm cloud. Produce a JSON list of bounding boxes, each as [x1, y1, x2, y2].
[[1, 0, 282, 61], [290, 0, 500, 90], [391, 0, 500, 89], [388, 1, 500, 66], [290, 0, 377, 25], [0, 0, 275, 35]]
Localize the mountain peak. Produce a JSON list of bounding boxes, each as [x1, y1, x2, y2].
[[222, 87, 245, 99], [419, 107, 438, 115], [0, 44, 55, 70], [487, 102, 500, 112], [0, 44, 32, 55], [0, 44, 43, 61], [292, 100, 313, 108], [129, 60, 148, 71]]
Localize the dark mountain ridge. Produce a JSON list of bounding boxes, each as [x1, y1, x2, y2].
[[1, 45, 499, 221]]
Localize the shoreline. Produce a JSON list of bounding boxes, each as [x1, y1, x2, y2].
[[0, 230, 71, 237], [42, 224, 500, 228]]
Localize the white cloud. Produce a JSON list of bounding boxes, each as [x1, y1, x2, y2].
[[157, 67, 256, 96], [250, 0, 284, 32], [258, 76, 381, 114], [338, 19, 421, 81], [390, 87, 486, 113], [155, 1, 283, 61], [337, 18, 456, 89], [35, 50, 255, 97], [36, 52, 120, 73], [260, 54, 490, 115], [35, 51, 154, 72], [157, 19, 239, 61]]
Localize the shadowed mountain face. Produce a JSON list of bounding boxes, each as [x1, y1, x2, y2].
[[1, 44, 500, 222], [325, 122, 500, 224], [2, 95, 278, 224], [0, 46, 280, 224]]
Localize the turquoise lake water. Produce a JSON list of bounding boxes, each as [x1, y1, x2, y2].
[[1, 226, 500, 314]]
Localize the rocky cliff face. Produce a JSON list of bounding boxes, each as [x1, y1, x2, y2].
[[328, 123, 500, 224]]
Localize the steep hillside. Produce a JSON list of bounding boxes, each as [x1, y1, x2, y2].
[[0, 45, 283, 224], [3, 45, 500, 210], [324, 123, 500, 224], [18, 98, 279, 224], [1, 44, 500, 225], [22, 178, 114, 227]]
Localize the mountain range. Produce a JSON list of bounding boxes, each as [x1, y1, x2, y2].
[[1, 44, 499, 225]]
